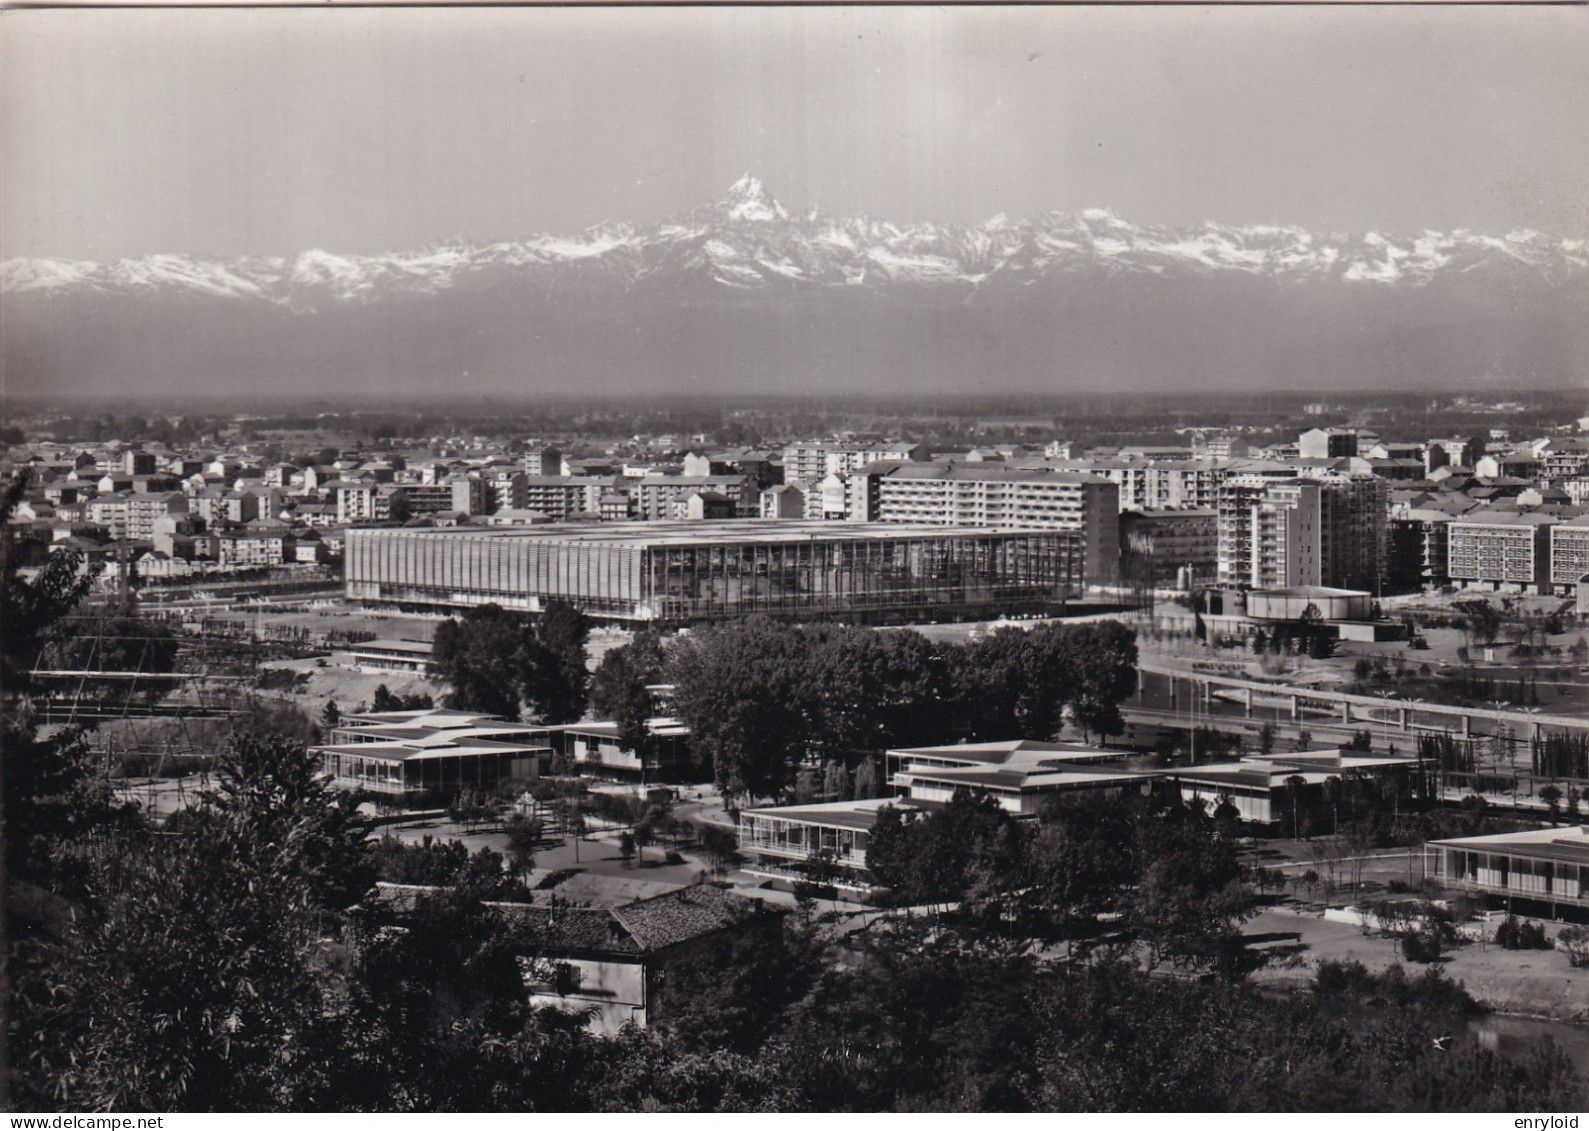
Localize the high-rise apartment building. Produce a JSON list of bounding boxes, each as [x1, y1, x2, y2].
[[866, 465, 1120, 584], [1448, 513, 1555, 594], [1217, 474, 1386, 591]]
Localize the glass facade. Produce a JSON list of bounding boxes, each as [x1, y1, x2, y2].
[[346, 521, 1083, 624]]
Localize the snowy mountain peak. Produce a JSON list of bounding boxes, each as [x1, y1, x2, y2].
[[5, 189, 1586, 309], [723, 174, 788, 222]]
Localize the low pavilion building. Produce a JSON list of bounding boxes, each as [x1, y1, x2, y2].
[[1427, 825, 1589, 921], [315, 707, 552, 806]]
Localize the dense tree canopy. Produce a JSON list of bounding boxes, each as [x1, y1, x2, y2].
[[663, 617, 1141, 803], [666, 617, 815, 801], [589, 629, 667, 770], [430, 601, 590, 723]]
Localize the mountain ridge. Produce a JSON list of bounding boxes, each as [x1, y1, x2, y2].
[[6, 179, 1585, 399], [7, 178, 1586, 306]]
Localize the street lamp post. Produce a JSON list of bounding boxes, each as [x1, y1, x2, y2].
[[1485, 698, 1508, 773], [1374, 689, 1399, 753], [1520, 706, 1544, 798]]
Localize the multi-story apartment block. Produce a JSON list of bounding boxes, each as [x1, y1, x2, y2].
[[391, 483, 458, 517], [1189, 432, 1250, 461], [126, 492, 190, 541], [1549, 515, 1589, 592], [631, 475, 753, 522], [1297, 428, 1359, 460], [122, 449, 157, 477], [760, 483, 806, 519], [333, 482, 407, 525], [1386, 509, 1453, 593], [217, 523, 296, 566], [681, 449, 780, 491], [86, 495, 131, 540], [1425, 436, 1485, 474], [781, 441, 929, 488], [1537, 440, 1589, 486], [1447, 513, 1555, 594], [521, 476, 613, 521], [439, 475, 489, 518], [1217, 474, 1386, 592], [484, 471, 527, 514], [1046, 455, 1231, 512], [867, 465, 1120, 584], [522, 445, 563, 477], [1474, 452, 1541, 481]]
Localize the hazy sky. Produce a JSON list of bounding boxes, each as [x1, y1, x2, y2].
[[4, 5, 1588, 261]]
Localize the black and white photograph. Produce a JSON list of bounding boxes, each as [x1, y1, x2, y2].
[[2, 2, 1588, 1115]]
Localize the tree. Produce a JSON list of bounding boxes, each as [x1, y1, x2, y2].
[[2, 473, 130, 890], [955, 627, 1068, 741], [340, 890, 597, 1111], [803, 626, 959, 756], [589, 629, 666, 771], [1129, 797, 1253, 978], [504, 812, 541, 878], [11, 733, 373, 1110], [865, 791, 1024, 910], [1021, 796, 1141, 939], [1052, 622, 1139, 742], [1540, 783, 1563, 825], [667, 618, 815, 803], [431, 605, 533, 719], [1558, 926, 1589, 968], [632, 814, 655, 866], [447, 788, 495, 832], [370, 684, 402, 712], [1, 472, 103, 700], [523, 601, 591, 725], [821, 760, 849, 802], [853, 756, 880, 800], [1454, 599, 1503, 648], [320, 698, 342, 731]]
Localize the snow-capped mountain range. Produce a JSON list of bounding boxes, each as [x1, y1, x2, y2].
[[7, 176, 1586, 307], [6, 177, 1586, 400]]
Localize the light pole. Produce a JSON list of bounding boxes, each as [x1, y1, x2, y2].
[[1485, 698, 1508, 774], [1374, 689, 1399, 753], [1520, 706, 1544, 796]]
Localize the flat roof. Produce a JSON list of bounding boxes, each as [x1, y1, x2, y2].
[[741, 797, 922, 832], [346, 519, 1078, 548], [904, 766, 1144, 791], [341, 638, 433, 655], [1251, 586, 1369, 599], [318, 738, 550, 763], [1167, 762, 1337, 788], [1430, 826, 1589, 866], [880, 465, 1109, 485]]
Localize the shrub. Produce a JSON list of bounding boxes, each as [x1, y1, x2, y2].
[[1495, 915, 1552, 951], [1401, 928, 1444, 963], [1558, 925, 1589, 968]]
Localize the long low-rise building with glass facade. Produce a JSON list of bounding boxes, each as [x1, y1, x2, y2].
[[344, 520, 1087, 624]]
